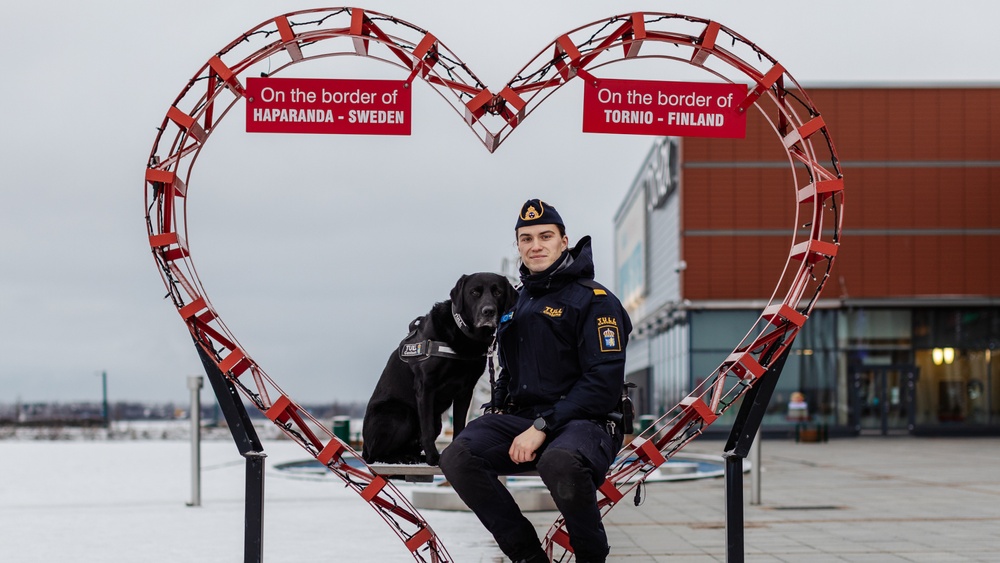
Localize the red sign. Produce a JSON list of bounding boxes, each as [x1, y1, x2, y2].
[[583, 78, 747, 138], [245, 77, 411, 135]]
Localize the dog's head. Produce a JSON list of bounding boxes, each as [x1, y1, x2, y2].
[[450, 273, 518, 339]]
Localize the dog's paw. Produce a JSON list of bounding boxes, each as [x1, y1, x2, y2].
[[424, 450, 441, 467]]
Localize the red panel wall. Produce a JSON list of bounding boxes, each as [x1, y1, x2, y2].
[[681, 87, 1000, 301]]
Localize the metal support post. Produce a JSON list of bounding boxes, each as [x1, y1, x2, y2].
[[187, 375, 204, 507], [245, 451, 267, 559], [750, 427, 762, 506], [724, 453, 744, 561], [194, 339, 265, 563], [722, 345, 793, 563]]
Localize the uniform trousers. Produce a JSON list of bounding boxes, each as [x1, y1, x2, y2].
[[439, 413, 620, 562]]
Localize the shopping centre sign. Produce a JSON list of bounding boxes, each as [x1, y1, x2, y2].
[[583, 78, 747, 138]]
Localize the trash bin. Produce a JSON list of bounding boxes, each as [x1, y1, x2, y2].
[[332, 416, 351, 443], [795, 422, 828, 443], [637, 414, 657, 434]]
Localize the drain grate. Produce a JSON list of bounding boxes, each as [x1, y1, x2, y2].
[[766, 505, 845, 511], [689, 522, 768, 529]]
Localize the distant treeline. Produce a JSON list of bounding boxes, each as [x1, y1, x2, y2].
[[0, 400, 366, 424]]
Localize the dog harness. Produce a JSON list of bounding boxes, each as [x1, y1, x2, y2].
[[397, 317, 485, 363]]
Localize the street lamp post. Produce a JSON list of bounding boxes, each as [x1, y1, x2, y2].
[[187, 375, 204, 507], [100, 370, 109, 429]]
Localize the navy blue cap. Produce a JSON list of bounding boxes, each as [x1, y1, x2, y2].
[[515, 199, 564, 230]]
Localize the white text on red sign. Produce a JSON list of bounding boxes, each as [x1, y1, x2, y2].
[[583, 78, 747, 138], [245, 77, 411, 135]]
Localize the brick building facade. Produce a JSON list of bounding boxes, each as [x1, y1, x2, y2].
[[616, 85, 999, 435]]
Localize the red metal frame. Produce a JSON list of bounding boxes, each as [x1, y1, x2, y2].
[[144, 8, 843, 562]]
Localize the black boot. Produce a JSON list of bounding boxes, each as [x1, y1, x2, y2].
[[512, 548, 547, 563]]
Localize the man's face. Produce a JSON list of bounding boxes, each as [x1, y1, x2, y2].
[[517, 223, 569, 274]]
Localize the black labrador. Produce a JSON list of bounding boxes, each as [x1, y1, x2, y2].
[[362, 272, 517, 466]]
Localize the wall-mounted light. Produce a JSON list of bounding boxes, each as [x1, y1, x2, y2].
[[932, 348, 943, 365], [932, 347, 955, 366]]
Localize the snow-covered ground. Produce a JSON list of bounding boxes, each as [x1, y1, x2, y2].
[[0, 427, 507, 562]]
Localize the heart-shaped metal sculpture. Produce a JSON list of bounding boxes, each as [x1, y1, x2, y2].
[[144, 8, 843, 562]]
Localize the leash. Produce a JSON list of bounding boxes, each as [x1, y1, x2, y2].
[[487, 337, 497, 395], [482, 335, 500, 414]]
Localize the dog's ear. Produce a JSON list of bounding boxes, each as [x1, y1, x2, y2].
[[450, 274, 468, 310], [502, 278, 518, 311]]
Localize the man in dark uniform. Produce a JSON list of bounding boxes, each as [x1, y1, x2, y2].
[[440, 199, 632, 563]]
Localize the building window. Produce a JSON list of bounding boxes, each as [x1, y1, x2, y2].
[[912, 309, 999, 427], [690, 309, 838, 428]]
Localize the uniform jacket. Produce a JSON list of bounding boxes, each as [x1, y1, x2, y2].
[[493, 236, 632, 431]]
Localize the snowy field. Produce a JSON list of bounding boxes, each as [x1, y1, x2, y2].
[[0, 427, 508, 562]]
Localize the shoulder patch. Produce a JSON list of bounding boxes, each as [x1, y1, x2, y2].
[[592, 288, 607, 296], [597, 317, 621, 352]]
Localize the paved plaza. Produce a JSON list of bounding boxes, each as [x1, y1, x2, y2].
[[557, 436, 1000, 562], [3, 434, 998, 562]]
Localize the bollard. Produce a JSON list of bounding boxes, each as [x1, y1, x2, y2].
[[187, 375, 203, 507], [332, 416, 351, 443], [637, 414, 657, 434]]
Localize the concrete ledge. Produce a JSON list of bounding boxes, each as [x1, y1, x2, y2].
[[368, 463, 443, 483], [368, 464, 555, 511], [412, 485, 556, 512], [368, 463, 445, 477], [370, 461, 701, 511], [369, 463, 541, 482]]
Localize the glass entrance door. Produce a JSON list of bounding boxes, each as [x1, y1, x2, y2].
[[851, 365, 918, 435]]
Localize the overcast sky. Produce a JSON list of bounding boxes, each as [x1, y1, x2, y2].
[[0, 0, 995, 406]]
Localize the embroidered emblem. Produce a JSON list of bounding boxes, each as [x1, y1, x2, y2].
[[542, 306, 564, 318], [521, 203, 543, 221], [500, 311, 514, 323], [597, 317, 621, 352]]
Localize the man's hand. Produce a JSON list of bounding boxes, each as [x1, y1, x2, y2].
[[509, 426, 547, 464]]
